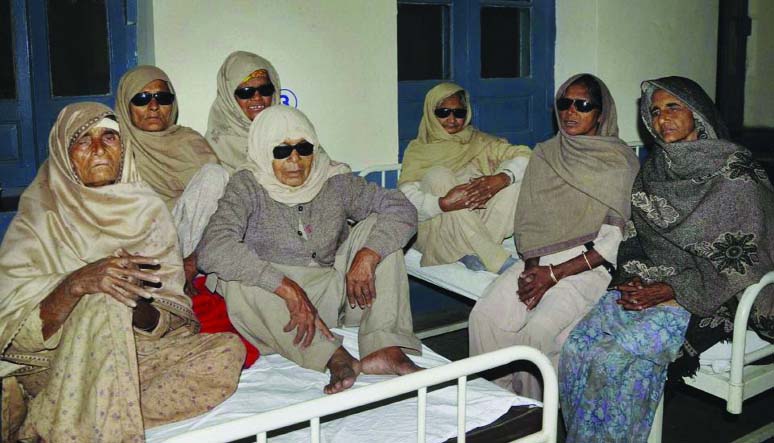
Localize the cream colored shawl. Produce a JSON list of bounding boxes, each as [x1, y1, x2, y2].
[[117, 65, 218, 209], [206, 51, 282, 173], [514, 74, 640, 258], [242, 106, 350, 205], [0, 102, 197, 376], [398, 82, 531, 185]]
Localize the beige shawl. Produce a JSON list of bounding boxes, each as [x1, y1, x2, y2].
[[514, 74, 639, 258], [206, 51, 282, 173], [242, 106, 351, 205], [0, 102, 197, 377], [398, 82, 531, 185], [116, 65, 218, 209]]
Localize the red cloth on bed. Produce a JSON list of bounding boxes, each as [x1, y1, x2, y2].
[[191, 276, 260, 367]]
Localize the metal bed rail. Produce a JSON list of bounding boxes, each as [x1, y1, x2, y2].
[[163, 345, 558, 443]]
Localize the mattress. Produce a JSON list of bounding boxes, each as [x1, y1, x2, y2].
[[145, 327, 539, 443], [698, 330, 772, 374], [404, 239, 518, 302]]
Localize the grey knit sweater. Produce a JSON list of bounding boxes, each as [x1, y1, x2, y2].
[[198, 170, 417, 292]]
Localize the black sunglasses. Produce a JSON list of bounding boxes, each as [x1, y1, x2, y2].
[[273, 141, 315, 160], [234, 83, 276, 100], [556, 98, 600, 113], [434, 108, 467, 119], [130, 91, 176, 106]]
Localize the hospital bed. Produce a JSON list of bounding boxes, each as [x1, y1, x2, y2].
[[648, 272, 774, 443], [147, 328, 558, 443]]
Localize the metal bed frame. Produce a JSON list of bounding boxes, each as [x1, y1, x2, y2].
[[648, 271, 774, 443], [162, 345, 558, 443]]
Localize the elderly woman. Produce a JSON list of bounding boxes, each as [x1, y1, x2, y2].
[[117, 65, 226, 294], [0, 103, 244, 442], [469, 74, 639, 400], [199, 106, 421, 394], [559, 76, 774, 443], [399, 83, 531, 273], [206, 50, 281, 173]]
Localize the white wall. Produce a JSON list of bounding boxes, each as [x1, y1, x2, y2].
[[140, 0, 722, 161], [145, 0, 398, 170], [744, 0, 774, 128], [555, 0, 719, 145]]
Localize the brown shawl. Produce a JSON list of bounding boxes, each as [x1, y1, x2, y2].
[[514, 74, 639, 258]]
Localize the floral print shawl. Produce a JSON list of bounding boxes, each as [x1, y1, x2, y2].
[[615, 77, 774, 365]]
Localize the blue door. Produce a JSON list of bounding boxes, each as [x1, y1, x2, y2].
[[397, 0, 555, 159], [0, 0, 136, 193], [0, 0, 36, 189]]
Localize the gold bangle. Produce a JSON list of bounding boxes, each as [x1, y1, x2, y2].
[[582, 251, 593, 271], [548, 264, 559, 283]]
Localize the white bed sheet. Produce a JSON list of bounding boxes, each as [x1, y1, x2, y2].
[[146, 327, 538, 443], [698, 330, 772, 374], [404, 239, 518, 302]]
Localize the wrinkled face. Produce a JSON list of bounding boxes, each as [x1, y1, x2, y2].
[[649, 89, 698, 143], [235, 76, 273, 121], [272, 137, 314, 187], [69, 126, 123, 187], [435, 95, 466, 135], [129, 79, 174, 131], [558, 84, 601, 136]]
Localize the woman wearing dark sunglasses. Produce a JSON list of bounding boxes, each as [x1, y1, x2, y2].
[[206, 51, 282, 174], [199, 106, 423, 395], [399, 82, 531, 274], [470, 74, 639, 401], [117, 65, 225, 296]]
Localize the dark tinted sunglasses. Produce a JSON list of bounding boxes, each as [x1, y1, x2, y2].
[[273, 141, 314, 160], [556, 98, 599, 113], [434, 108, 467, 119], [130, 91, 175, 106], [234, 83, 276, 100]]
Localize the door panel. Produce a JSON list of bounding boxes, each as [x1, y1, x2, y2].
[[397, 0, 555, 158], [27, 0, 136, 165], [0, 0, 36, 189]]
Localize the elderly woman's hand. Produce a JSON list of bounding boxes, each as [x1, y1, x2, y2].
[[439, 182, 476, 212], [517, 264, 557, 310], [276, 277, 335, 348], [63, 249, 160, 308], [346, 248, 381, 309], [464, 173, 511, 209], [615, 277, 676, 310]]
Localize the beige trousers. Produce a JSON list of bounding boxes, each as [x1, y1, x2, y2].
[[468, 244, 611, 400], [415, 166, 520, 272], [219, 215, 422, 373], [10, 294, 244, 443], [172, 164, 230, 258]]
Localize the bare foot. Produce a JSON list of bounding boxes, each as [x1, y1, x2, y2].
[[325, 346, 361, 394], [360, 346, 421, 375]]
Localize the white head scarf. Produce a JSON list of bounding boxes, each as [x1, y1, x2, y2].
[[241, 106, 350, 205]]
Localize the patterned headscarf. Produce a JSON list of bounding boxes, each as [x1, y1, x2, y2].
[[617, 76, 773, 341], [206, 51, 282, 174]]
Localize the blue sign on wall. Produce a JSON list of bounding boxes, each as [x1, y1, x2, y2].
[[280, 88, 298, 108]]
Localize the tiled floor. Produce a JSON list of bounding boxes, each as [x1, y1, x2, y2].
[[416, 306, 774, 443]]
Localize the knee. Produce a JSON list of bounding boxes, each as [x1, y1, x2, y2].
[[198, 163, 230, 189], [420, 166, 456, 194]]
